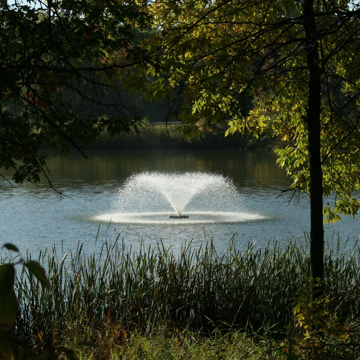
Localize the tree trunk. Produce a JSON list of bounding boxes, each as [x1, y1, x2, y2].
[[303, 0, 324, 281]]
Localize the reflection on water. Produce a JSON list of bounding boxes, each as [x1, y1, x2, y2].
[[0, 149, 359, 257]]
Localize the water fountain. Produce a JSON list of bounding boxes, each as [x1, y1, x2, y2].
[[94, 172, 265, 224]]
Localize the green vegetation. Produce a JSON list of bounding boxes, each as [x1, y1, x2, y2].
[[3, 0, 360, 285], [3, 0, 360, 357], [95, 121, 280, 150], [0, 0, 150, 186], [134, 0, 360, 281], [74, 330, 279, 359], [1, 237, 359, 358]]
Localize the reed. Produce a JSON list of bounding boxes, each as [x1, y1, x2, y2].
[[8, 235, 360, 351]]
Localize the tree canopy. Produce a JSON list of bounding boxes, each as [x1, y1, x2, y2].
[[0, 0, 150, 186], [3, 0, 360, 281], [130, 0, 360, 280]]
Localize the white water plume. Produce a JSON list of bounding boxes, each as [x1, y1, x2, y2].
[[93, 171, 266, 224], [119, 172, 235, 216]]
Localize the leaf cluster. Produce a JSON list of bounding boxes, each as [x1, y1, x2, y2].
[[282, 277, 360, 359], [0, 0, 152, 187], [132, 0, 360, 222], [0, 243, 73, 359]]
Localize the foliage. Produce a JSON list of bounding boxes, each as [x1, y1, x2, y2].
[[1, 236, 359, 357], [0, 0, 151, 187], [127, 0, 360, 282], [95, 120, 261, 149], [0, 243, 78, 359], [140, 0, 360, 223], [4, 236, 360, 355], [280, 278, 360, 359], [76, 328, 274, 360]]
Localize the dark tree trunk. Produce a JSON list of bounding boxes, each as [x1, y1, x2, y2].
[[303, 0, 324, 281]]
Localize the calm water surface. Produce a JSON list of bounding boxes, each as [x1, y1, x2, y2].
[[1, 149, 359, 257]]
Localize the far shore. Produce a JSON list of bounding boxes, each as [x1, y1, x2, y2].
[[89, 122, 284, 151]]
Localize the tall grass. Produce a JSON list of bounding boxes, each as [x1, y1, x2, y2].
[[7, 236, 360, 350]]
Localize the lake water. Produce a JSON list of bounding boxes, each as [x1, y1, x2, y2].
[[1, 149, 359, 257]]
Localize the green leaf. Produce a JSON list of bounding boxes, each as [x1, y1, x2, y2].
[[2, 244, 19, 252], [0, 291, 18, 329], [24, 261, 50, 289], [0, 265, 15, 296]]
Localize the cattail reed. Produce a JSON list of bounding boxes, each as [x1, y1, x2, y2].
[[6, 235, 360, 349]]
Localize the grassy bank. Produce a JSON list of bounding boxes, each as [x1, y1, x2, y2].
[[5, 237, 360, 358], [74, 329, 281, 359]]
